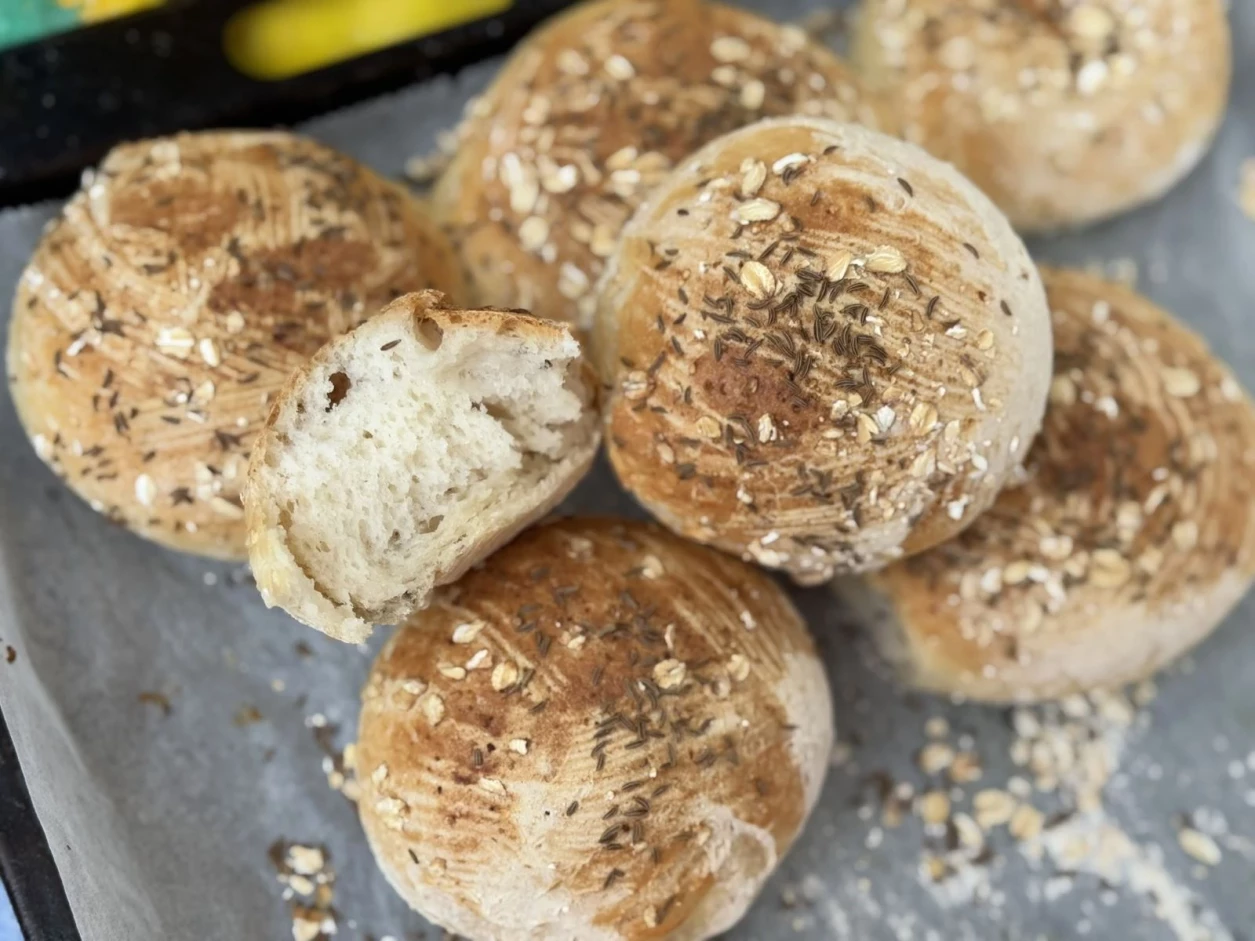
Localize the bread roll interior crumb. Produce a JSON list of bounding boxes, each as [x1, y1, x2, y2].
[[246, 292, 599, 642]]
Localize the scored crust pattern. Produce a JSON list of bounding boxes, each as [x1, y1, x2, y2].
[[596, 117, 1052, 583], [357, 518, 831, 941], [852, 0, 1232, 231], [432, 0, 878, 328], [7, 131, 462, 559], [858, 267, 1255, 701]]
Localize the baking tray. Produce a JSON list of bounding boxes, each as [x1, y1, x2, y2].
[[1, 2, 1253, 939], [0, 710, 77, 941]]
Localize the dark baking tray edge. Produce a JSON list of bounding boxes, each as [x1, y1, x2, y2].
[[0, 0, 576, 207], [0, 704, 81, 941]]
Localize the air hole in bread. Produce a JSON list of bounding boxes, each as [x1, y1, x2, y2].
[[326, 371, 352, 411], [415, 317, 444, 351]]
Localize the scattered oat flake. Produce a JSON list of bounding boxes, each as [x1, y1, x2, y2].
[[1162, 367, 1201, 399], [1239, 159, 1255, 220], [740, 260, 777, 299], [973, 789, 1017, 828], [1009, 804, 1044, 842], [865, 246, 907, 274], [452, 620, 485, 644], [710, 35, 751, 63], [918, 790, 951, 825], [639, 554, 664, 579], [734, 198, 781, 224], [822, 251, 851, 283], [654, 658, 687, 690], [918, 742, 955, 775], [420, 691, 445, 726], [479, 776, 507, 796], [772, 153, 811, 175], [287, 845, 325, 876], [492, 661, 519, 691], [924, 716, 949, 739], [740, 159, 767, 198], [604, 54, 635, 80], [1178, 827, 1221, 866], [948, 751, 982, 783]]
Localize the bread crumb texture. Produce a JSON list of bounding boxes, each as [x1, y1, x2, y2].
[[245, 291, 599, 643], [7, 131, 463, 560], [849, 267, 1255, 702], [596, 116, 1051, 584], [852, 0, 1231, 231], [356, 518, 833, 941], [432, 0, 878, 328]]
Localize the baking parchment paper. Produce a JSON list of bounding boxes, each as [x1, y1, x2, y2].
[[1, 2, 1253, 938]]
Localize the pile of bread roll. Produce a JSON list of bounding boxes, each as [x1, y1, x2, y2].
[[6, 0, 1246, 938]]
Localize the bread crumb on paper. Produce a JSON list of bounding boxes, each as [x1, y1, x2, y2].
[[1240, 159, 1255, 220], [270, 841, 338, 941]]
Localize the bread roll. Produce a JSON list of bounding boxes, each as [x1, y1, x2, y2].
[[431, 0, 878, 329], [245, 291, 599, 643], [594, 116, 1052, 584], [851, 0, 1231, 232], [839, 267, 1255, 703], [6, 131, 463, 560], [356, 518, 832, 941]]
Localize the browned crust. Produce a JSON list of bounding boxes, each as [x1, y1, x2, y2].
[[430, 0, 879, 329], [855, 267, 1255, 702], [594, 116, 1052, 584], [852, 0, 1231, 232], [245, 290, 600, 643], [356, 518, 831, 941], [6, 131, 464, 560]]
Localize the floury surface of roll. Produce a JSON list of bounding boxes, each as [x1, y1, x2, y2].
[[851, 0, 1232, 232], [356, 518, 833, 941], [840, 267, 1255, 702], [432, 0, 878, 329], [595, 116, 1052, 584], [6, 131, 463, 560]]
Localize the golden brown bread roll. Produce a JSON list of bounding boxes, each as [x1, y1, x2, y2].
[[356, 518, 832, 941], [431, 0, 878, 329], [851, 0, 1231, 232], [594, 116, 1052, 584], [839, 267, 1255, 702], [6, 130, 463, 560]]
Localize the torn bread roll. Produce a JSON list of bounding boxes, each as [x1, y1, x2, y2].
[[245, 291, 599, 643], [839, 267, 1255, 703], [594, 116, 1052, 584], [851, 0, 1231, 232], [356, 517, 832, 941], [6, 130, 463, 560], [431, 0, 878, 329]]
